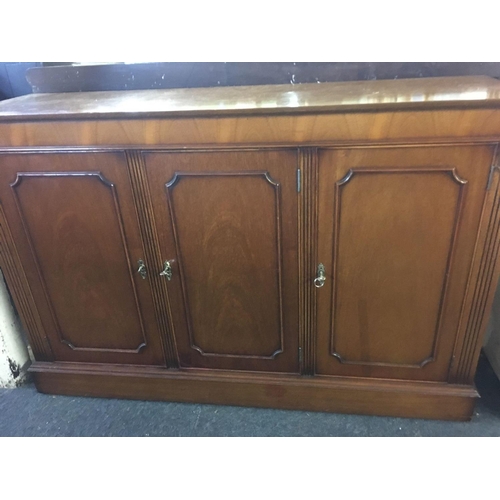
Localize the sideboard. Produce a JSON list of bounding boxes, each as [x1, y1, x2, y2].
[[1, 76, 500, 420]]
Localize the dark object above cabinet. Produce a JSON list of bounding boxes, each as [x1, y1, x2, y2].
[[1, 76, 500, 420]]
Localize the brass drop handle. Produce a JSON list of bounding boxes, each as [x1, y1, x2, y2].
[[314, 263, 326, 288], [137, 259, 147, 280], [160, 260, 174, 281]]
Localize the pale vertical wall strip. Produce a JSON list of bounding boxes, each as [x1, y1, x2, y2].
[[0, 270, 30, 388]]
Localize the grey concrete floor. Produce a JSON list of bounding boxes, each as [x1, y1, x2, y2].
[[1, 353, 500, 436]]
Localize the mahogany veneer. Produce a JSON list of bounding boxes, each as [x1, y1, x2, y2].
[[1, 76, 500, 420]]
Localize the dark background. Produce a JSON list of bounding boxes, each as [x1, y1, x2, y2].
[[1, 62, 500, 101], [0, 62, 41, 100]]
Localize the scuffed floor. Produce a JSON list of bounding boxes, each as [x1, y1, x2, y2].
[[1, 353, 499, 436]]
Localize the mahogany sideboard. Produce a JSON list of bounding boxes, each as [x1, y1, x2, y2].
[[1, 76, 500, 421]]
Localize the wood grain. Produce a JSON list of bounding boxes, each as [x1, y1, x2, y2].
[[0, 151, 166, 365], [1, 76, 500, 121], [11, 171, 148, 352], [1, 78, 500, 420], [126, 151, 179, 367], [298, 148, 318, 375], [166, 172, 284, 359], [451, 145, 500, 383], [31, 361, 478, 421], [143, 149, 300, 373], [316, 145, 495, 381], [0, 203, 53, 360], [332, 168, 464, 367], [2, 109, 500, 148]]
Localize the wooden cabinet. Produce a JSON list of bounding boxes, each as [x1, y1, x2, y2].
[[1, 76, 500, 420]]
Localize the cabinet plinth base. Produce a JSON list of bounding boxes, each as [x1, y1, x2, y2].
[[30, 362, 478, 421]]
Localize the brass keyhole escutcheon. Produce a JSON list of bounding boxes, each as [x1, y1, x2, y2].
[[160, 260, 174, 281], [137, 259, 147, 280], [314, 263, 326, 288]]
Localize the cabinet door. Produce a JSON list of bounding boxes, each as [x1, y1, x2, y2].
[[0, 152, 166, 366], [316, 145, 495, 381], [144, 150, 299, 373]]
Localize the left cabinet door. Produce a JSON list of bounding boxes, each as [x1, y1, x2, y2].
[[0, 151, 166, 366]]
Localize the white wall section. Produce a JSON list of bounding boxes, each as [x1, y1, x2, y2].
[[0, 270, 30, 388]]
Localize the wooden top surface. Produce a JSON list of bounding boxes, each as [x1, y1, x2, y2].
[[1, 76, 500, 122]]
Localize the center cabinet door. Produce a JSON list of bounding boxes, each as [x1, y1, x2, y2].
[[143, 150, 300, 373], [316, 145, 495, 382]]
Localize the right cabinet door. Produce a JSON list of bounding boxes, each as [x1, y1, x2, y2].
[[316, 145, 496, 381]]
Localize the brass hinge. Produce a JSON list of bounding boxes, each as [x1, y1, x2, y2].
[[297, 169, 301, 193], [487, 164, 500, 191], [448, 353, 457, 374], [298, 346, 303, 363]]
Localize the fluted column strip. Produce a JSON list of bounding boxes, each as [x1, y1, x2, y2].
[[298, 148, 318, 375], [126, 151, 179, 368]]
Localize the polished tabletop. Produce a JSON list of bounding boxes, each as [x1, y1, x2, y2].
[[1, 76, 500, 122]]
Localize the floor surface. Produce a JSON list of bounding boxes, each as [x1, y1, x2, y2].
[[1, 353, 500, 436]]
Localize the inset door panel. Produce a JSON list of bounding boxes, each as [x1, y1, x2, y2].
[[332, 168, 464, 367], [166, 172, 284, 359], [0, 152, 166, 365], [144, 150, 299, 373], [316, 146, 495, 381]]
